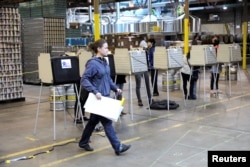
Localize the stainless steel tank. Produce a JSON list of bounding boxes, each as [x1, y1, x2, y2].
[[175, 14, 201, 33], [114, 20, 139, 33], [162, 19, 176, 32], [101, 23, 115, 34], [138, 21, 158, 33]]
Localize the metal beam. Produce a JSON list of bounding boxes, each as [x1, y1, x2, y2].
[[0, 0, 29, 5]]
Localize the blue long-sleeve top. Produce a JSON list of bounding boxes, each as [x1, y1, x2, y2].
[[147, 45, 155, 69], [81, 57, 118, 97]]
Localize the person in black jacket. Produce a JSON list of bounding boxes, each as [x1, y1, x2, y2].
[[147, 38, 159, 96], [111, 74, 126, 115], [189, 34, 200, 99]]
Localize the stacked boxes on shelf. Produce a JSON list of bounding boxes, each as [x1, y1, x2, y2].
[[22, 18, 65, 84], [0, 7, 25, 102], [101, 33, 145, 50], [19, 0, 66, 18], [19, 0, 67, 84]]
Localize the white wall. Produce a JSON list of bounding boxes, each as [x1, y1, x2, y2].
[[201, 23, 234, 34]]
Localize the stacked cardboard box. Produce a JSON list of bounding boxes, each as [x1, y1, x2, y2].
[[0, 8, 25, 102]]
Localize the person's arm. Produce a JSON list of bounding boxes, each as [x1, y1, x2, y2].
[[148, 47, 155, 69]]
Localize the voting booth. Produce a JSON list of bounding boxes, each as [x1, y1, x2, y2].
[[78, 49, 92, 76], [154, 46, 184, 70], [217, 44, 242, 96], [51, 56, 80, 85], [189, 45, 217, 103], [104, 54, 116, 78], [114, 48, 148, 75], [189, 45, 217, 66], [113, 48, 149, 120], [154, 46, 184, 109], [217, 44, 242, 63], [35, 52, 83, 140]]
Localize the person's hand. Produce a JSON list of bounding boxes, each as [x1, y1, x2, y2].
[[116, 88, 122, 94], [95, 92, 102, 100]]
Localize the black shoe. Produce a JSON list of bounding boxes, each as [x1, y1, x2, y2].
[[115, 144, 131, 155], [153, 93, 159, 96], [83, 117, 89, 121], [138, 101, 143, 106], [74, 118, 83, 124], [120, 111, 126, 116], [188, 96, 196, 100], [74, 117, 89, 124], [79, 144, 94, 151]]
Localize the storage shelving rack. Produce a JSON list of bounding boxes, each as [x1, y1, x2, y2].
[[0, 7, 25, 102]]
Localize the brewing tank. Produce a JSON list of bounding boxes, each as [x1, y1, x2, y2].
[[175, 14, 201, 33]]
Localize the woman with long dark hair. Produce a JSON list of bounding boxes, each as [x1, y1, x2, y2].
[[78, 39, 131, 155]]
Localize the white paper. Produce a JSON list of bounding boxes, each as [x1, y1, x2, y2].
[[84, 93, 123, 122]]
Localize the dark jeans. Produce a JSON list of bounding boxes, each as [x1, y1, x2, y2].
[[190, 77, 198, 98], [150, 69, 159, 94], [181, 72, 190, 98], [79, 114, 121, 152], [135, 71, 151, 102], [210, 73, 220, 90]]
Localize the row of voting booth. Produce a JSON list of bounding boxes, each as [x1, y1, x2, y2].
[[34, 43, 242, 140], [189, 44, 242, 102]]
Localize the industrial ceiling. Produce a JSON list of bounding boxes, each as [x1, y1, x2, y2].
[[0, 0, 244, 10]]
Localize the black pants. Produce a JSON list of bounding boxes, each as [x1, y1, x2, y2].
[[181, 72, 190, 98], [210, 73, 220, 90], [150, 69, 159, 94], [79, 114, 121, 152]]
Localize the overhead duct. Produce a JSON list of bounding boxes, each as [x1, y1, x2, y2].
[[101, 15, 114, 34], [136, 0, 159, 33], [113, 2, 138, 33], [141, 0, 157, 22], [161, 14, 201, 33], [189, 2, 248, 11], [171, 14, 200, 33]]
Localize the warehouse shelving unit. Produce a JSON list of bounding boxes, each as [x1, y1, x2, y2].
[[0, 7, 25, 102]]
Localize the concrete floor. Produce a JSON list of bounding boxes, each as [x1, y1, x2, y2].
[[0, 69, 250, 167]]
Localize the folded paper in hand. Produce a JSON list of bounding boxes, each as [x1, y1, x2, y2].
[[84, 93, 123, 122]]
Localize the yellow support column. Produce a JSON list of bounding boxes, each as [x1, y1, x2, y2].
[[94, 0, 100, 41], [184, 0, 189, 55], [242, 22, 247, 70], [242, 0, 248, 70], [184, 18, 189, 54]]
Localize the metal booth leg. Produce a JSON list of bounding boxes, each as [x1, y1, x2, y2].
[[34, 82, 43, 135]]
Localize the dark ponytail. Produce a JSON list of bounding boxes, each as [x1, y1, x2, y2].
[[88, 39, 107, 54]]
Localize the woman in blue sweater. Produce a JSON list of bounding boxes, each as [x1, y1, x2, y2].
[[78, 39, 131, 155]]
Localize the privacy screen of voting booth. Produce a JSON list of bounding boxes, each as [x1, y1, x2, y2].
[[189, 45, 217, 66], [154, 47, 184, 70], [38, 53, 79, 84], [104, 54, 116, 78], [51, 56, 80, 85], [217, 44, 242, 63], [114, 48, 148, 74]]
